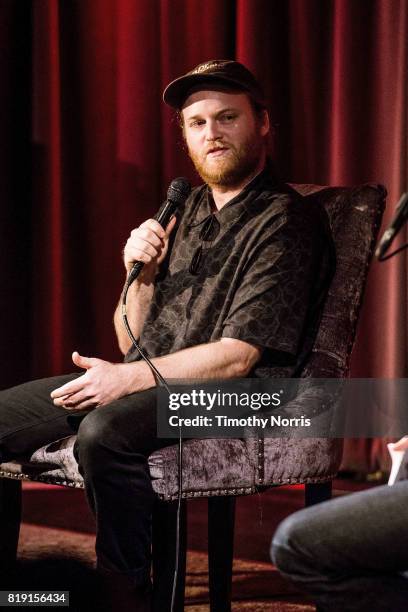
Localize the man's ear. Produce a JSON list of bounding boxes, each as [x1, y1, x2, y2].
[[177, 110, 186, 138], [260, 109, 270, 137]]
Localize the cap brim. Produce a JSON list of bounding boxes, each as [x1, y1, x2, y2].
[[163, 74, 255, 109]]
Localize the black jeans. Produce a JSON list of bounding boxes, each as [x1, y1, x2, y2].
[[271, 482, 408, 611], [0, 375, 172, 585]]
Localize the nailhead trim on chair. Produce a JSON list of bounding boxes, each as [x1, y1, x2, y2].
[[0, 470, 85, 489], [0, 469, 338, 501], [257, 436, 264, 485], [160, 473, 338, 500], [161, 486, 256, 501]]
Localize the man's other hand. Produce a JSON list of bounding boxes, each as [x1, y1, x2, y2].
[[123, 216, 177, 277], [50, 351, 135, 411]]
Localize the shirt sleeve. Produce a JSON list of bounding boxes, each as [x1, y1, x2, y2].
[[221, 205, 326, 356]]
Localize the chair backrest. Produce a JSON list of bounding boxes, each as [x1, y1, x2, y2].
[[292, 183, 386, 378], [255, 184, 386, 487]]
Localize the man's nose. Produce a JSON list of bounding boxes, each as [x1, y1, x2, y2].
[[205, 120, 222, 140]]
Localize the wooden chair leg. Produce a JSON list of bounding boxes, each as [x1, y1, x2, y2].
[[305, 481, 332, 507], [208, 496, 236, 612], [152, 499, 187, 612], [0, 478, 22, 581]]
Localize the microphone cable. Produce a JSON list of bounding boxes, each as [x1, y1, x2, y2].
[[121, 177, 190, 611], [121, 286, 183, 612]]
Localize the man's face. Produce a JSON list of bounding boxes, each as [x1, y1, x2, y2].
[[181, 90, 269, 188]]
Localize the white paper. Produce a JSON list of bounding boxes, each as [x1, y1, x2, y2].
[[387, 443, 406, 485]]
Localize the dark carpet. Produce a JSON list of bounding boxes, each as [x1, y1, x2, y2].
[[4, 479, 367, 610]]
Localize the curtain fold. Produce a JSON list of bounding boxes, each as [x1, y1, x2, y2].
[[0, 1, 32, 387], [2, 0, 408, 468], [32, 0, 65, 373]]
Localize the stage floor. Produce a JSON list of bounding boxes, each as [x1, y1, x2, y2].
[[6, 478, 372, 610]]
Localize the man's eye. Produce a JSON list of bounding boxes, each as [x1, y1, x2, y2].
[[190, 120, 205, 128], [221, 114, 236, 122]]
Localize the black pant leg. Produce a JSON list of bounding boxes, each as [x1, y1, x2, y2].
[[73, 387, 174, 586], [0, 374, 82, 461]]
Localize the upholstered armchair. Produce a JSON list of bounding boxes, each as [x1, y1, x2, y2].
[[0, 183, 385, 611]]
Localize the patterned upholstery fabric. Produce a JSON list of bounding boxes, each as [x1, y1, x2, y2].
[[0, 184, 385, 500]]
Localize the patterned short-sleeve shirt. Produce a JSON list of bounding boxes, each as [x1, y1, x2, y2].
[[125, 168, 335, 378]]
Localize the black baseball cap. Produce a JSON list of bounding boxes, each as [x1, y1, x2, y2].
[[163, 59, 266, 110]]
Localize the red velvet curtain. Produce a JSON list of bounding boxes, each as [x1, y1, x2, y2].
[[1, 0, 407, 468]]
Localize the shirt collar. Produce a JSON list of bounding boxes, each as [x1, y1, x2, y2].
[[190, 165, 278, 228]]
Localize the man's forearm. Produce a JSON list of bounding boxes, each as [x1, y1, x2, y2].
[[115, 215, 176, 354], [51, 338, 261, 412], [125, 337, 262, 393], [114, 273, 155, 355]]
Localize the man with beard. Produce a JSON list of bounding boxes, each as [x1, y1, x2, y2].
[[0, 60, 334, 611]]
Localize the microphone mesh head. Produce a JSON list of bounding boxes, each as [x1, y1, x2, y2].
[[167, 177, 191, 204]]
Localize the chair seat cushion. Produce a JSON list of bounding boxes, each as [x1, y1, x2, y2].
[[0, 436, 256, 499]]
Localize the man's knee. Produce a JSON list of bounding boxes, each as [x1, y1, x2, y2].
[[74, 410, 116, 475], [271, 511, 315, 578]]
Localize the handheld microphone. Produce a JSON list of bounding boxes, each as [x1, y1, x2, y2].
[[126, 177, 191, 286], [376, 192, 408, 259]]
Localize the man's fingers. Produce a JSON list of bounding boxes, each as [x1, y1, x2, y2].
[[164, 215, 177, 236], [62, 397, 97, 411], [72, 351, 99, 370], [57, 389, 91, 407], [138, 219, 166, 239], [50, 375, 86, 399], [124, 238, 163, 268], [131, 228, 164, 249], [127, 239, 160, 260], [124, 216, 177, 271]]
